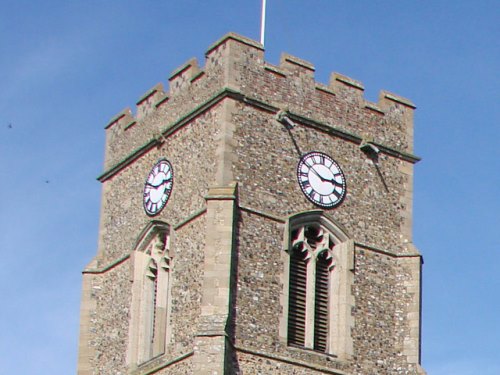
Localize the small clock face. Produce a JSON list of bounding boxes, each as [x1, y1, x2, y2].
[[297, 151, 346, 208], [143, 159, 173, 216]]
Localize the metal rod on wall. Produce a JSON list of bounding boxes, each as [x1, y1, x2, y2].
[[260, 0, 267, 46]]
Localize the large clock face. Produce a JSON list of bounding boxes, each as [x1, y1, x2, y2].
[[143, 159, 173, 216], [297, 151, 346, 208]]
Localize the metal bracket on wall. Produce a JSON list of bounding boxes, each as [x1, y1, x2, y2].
[[360, 139, 389, 192], [359, 139, 380, 161], [276, 110, 296, 130], [276, 110, 303, 157]]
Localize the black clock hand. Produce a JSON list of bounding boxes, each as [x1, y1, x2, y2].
[[145, 181, 162, 188], [325, 175, 343, 187], [310, 167, 343, 187], [324, 173, 343, 187], [146, 177, 171, 189], [309, 167, 327, 181]]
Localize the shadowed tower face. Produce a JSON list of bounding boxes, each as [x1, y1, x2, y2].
[[77, 33, 425, 375]]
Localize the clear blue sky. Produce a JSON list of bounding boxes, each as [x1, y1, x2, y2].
[[0, 1, 498, 374]]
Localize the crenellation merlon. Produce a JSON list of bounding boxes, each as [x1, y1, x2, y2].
[[168, 57, 201, 94], [136, 83, 164, 105], [105, 108, 134, 130], [380, 91, 416, 109], [205, 32, 263, 58], [103, 107, 135, 170], [206, 32, 264, 91], [136, 83, 164, 120]]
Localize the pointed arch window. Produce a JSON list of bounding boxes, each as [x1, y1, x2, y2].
[[281, 212, 354, 359], [127, 222, 172, 366]]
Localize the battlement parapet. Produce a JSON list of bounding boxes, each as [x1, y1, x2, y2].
[[102, 32, 416, 171]]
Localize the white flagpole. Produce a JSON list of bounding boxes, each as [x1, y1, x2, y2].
[[260, 0, 267, 46]]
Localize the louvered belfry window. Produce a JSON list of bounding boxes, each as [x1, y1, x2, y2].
[[288, 246, 308, 347], [288, 224, 335, 352], [130, 226, 172, 365]]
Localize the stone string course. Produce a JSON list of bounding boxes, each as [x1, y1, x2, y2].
[[77, 33, 425, 375]]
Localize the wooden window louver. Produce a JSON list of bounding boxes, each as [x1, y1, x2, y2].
[[288, 246, 308, 347], [314, 251, 331, 351], [146, 260, 159, 346]]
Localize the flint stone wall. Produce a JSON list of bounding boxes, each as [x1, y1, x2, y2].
[[78, 33, 423, 375]]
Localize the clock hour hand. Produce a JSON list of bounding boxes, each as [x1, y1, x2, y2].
[[145, 181, 162, 189], [145, 177, 171, 189], [325, 176, 343, 187]]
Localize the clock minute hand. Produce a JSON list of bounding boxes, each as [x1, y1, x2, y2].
[[309, 167, 328, 182], [310, 167, 342, 187]]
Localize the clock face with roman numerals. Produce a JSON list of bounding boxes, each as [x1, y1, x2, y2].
[[143, 159, 173, 216], [297, 151, 346, 208]]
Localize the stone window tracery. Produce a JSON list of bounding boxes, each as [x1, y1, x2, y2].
[[281, 212, 354, 359], [127, 222, 172, 367], [288, 224, 335, 351]]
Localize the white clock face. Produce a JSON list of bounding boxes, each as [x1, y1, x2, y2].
[[143, 159, 173, 216], [297, 151, 346, 208]]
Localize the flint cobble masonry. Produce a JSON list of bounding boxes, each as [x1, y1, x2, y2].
[[77, 33, 425, 375]]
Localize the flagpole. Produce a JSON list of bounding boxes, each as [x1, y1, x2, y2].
[[260, 0, 267, 46]]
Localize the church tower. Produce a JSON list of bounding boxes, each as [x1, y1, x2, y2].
[[77, 33, 425, 375]]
